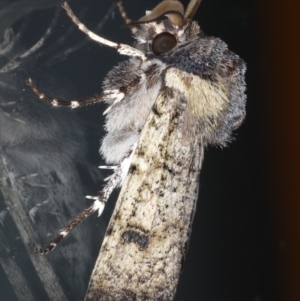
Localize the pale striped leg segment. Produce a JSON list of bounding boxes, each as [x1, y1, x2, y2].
[[27, 78, 124, 108], [34, 166, 122, 255], [44, 2, 118, 65], [62, 2, 146, 60], [34, 145, 136, 255]]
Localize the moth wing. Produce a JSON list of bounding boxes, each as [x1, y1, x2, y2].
[[85, 88, 204, 301]]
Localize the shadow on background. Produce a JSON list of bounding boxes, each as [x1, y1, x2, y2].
[[258, 1, 300, 300]]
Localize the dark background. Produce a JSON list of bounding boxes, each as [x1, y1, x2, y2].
[[1, 0, 299, 300]]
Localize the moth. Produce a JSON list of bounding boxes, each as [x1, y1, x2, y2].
[[27, 0, 246, 300]]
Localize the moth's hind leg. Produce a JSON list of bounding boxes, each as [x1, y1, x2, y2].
[[34, 201, 104, 255], [34, 144, 136, 255], [34, 166, 122, 255]]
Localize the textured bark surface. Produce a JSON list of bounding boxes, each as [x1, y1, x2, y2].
[[0, 157, 68, 301]]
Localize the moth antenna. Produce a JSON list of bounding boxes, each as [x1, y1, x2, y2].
[[117, 2, 131, 24], [117, 2, 137, 34], [127, 0, 184, 27], [62, 2, 146, 59], [185, 0, 203, 19]]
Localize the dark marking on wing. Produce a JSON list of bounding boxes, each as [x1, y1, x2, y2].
[[122, 229, 149, 250]]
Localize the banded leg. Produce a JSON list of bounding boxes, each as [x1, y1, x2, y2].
[[44, 2, 118, 66], [35, 144, 136, 255], [27, 78, 124, 108], [62, 2, 146, 60], [34, 165, 122, 255]]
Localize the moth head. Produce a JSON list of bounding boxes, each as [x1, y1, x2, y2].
[[126, 0, 202, 56]]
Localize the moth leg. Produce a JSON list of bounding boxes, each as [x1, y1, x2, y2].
[[117, 2, 137, 34], [34, 144, 136, 255], [35, 8, 89, 65], [27, 78, 124, 108], [45, 2, 118, 66], [34, 201, 104, 255], [98, 165, 118, 170], [34, 167, 120, 255], [62, 2, 146, 60]]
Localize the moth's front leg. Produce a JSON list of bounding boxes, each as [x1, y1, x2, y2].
[[62, 2, 146, 60], [26, 78, 124, 109]]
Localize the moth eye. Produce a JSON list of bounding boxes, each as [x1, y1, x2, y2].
[[152, 32, 177, 55]]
